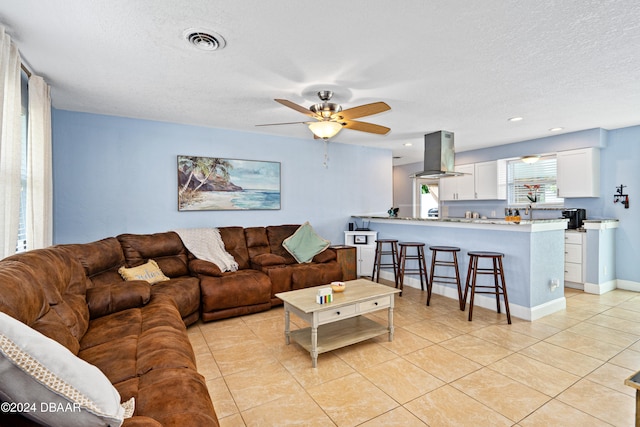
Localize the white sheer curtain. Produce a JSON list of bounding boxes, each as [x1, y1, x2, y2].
[[0, 27, 22, 258], [26, 75, 52, 250]]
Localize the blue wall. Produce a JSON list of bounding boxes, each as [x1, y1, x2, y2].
[[52, 110, 392, 245], [398, 126, 640, 284]]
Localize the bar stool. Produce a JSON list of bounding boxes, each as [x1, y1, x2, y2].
[[428, 246, 462, 308], [371, 239, 399, 288], [398, 242, 430, 297], [462, 251, 511, 324]]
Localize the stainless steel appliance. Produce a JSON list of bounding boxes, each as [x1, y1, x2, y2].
[[562, 208, 586, 229], [410, 131, 465, 178]]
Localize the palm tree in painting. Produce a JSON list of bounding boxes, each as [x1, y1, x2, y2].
[[178, 156, 234, 208]]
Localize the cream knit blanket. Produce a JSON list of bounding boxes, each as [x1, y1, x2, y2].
[[174, 228, 239, 272]]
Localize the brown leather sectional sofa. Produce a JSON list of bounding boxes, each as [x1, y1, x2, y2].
[[0, 224, 344, 426]]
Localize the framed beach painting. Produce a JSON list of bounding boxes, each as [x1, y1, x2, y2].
[[178, 156, 281, 211]]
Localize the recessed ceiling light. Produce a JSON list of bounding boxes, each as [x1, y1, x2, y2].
[[183, 28, 226, 51], [508, 117, 523, 122], [549, 127, 564, 132], [403, 143, 413, 146]]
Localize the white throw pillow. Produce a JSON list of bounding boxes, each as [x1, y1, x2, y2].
[[0, 312, 134, 427]]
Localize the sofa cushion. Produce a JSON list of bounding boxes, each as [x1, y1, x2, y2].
[[313, 248, 337, 263], [218, 227, 250, 270], [118, 260, 170, 284], [283, 222, 331, 263], [149, 277, 200, 319], [85, 282, 152, 319], [0, 248, 89, 355], [200, 270, 271, 312], [245, 227, 270, 260], [0, 312, 132, 427], [115, 368, 217, 426], [266, 224, 300, 264], [251, 253, 287, 268], [117, 232, 189, 277], [61, 238, 126, 288]]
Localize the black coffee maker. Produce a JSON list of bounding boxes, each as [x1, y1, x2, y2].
[[562, 208, 586, 229]]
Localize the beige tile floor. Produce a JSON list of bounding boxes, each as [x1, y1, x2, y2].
[[188, 283, 640, 426]]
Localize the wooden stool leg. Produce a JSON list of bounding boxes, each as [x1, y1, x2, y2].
[[462, 256, 473, 311], [420, 247, 431, 304], [498, 257, 512, 324], [493, 257, 501, 314], [417, 246, 426, 291], [428, 249, 436, 306], [468, 256, 478, 321], [398, 246, 406, 297], [392, 242, 399, 288], [372, 243, 380, 282], [453, 252, 463, 311], [421, 247, 430, 291]]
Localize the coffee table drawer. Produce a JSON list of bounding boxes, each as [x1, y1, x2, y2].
[[357, 296, 391, 313], [318, 305, 356, 323]]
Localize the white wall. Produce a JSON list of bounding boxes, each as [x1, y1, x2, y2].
[[52, 110, 392, 245]]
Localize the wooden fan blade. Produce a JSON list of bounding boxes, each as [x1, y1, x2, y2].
[[341, 119, 390, 135], [274, 99, 316, 117], [255, 121, 310, 127], [333, 102, 390, 120]]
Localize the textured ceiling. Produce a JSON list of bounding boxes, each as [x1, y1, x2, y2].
[[2, 0, 640, 164]]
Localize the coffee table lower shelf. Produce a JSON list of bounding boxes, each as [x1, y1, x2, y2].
[[289, 316, 388, 355]]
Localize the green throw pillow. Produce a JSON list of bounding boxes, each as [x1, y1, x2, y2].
[[282, 222, 331, 263]]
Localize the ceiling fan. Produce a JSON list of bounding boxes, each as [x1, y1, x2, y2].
[[257, 91, 391, 140]]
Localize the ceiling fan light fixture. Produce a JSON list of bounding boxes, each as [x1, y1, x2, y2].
[[308, 121, 342, 140], [520, 155, 541, 164]]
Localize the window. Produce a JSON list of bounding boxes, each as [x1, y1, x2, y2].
[[507, 156, 563, 206], [413, 178, 439, 218], [16, 70, 29, 253]]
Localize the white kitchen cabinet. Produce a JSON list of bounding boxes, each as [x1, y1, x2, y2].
[[564, 231, 586, 289], [439, 164, 474, 200], [344, 231, 377, 277], [557, 148, 600, 198], [475, 160, 507, 200], [440, 161, 505, 200]]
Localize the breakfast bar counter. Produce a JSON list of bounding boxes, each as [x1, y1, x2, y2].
[[352, 216, 569, 320]]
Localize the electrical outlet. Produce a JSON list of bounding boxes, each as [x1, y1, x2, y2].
[[604, 265, 608, 275], [549, 278, 560, 291]]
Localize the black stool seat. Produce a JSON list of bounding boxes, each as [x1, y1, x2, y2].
[[429, 245, 461, 252], [398, 242, 430, 298], [428, 246, 462, 308], [372, 239, 399, 287], [463, 251, 511, 324], [467, 251, 504, 257]]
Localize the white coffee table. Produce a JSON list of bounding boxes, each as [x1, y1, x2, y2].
[[275, 279, 400, 367]]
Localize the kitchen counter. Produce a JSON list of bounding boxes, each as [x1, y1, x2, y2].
[[352, 215, 567, 321], [354, 216, 568, 232], [583, 219, 619, 230]]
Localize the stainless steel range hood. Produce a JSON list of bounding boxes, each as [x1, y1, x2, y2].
[[410, 131, 464, 178]]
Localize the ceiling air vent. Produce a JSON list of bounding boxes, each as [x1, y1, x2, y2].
[[183, 29, 226, 51]]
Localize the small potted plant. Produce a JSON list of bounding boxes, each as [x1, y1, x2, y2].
[[524, 184, 540, 204]]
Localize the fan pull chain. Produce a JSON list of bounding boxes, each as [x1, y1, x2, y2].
[[323, 140, 329, 168]]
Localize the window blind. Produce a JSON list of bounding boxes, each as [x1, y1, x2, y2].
[[507, 156, 563, 205]]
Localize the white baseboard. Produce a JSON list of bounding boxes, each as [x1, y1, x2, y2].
[[584, 280, 617, 295], [379, 271, 566, 321], [616, 279, 640, 292]]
